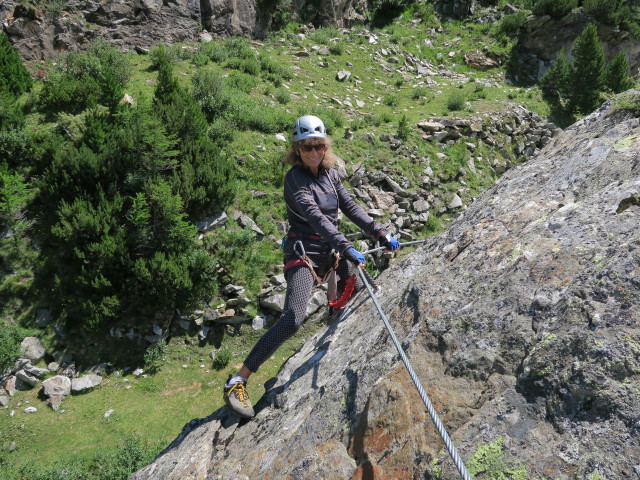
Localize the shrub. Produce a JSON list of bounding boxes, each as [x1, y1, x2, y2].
[[226, 56, 261, 76], [397, 114, 409, 140], [274, 87, 290, 104], [144, 339, 168, 369], [410, 86, 429, 100], [0, 322, 29, 373], [37, 40, 129, 112], [605, 50, 634, 93], [583, 0, 617, 24], [532, 0, 578, 17], [212, 348, 231, 369], [226, 71, 258, 93], [495, 10, 529, 39], [191, 69, 229, 122], [306, 106, 344, 134], [446, 90, 467, 111], [540, 48, 571, 105], [383, 94, 398, 106], [259, 54, 292, 85], [149, 43, 180, 69], [0, 32, 32, 97], [329, 42, 345, 55]]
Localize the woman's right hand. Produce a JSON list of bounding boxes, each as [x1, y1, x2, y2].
[[345, 247, 365, 266]]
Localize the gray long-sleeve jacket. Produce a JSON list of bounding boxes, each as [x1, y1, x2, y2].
[[284, 165, 385, 256]]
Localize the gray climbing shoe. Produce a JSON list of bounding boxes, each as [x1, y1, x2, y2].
[[223, 378, 255, 418]]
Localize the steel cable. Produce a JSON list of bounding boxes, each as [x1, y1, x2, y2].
[[356, 266, 473, 480]]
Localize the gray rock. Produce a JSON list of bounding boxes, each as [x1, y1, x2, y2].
[[412, 199, 430, 213], [15, 369, 39, 387], [23, 363, 48, 378], [43, 375, 72, 397], [251, 313, 268, 330], [0, 394, 8, 407], [448, 193, 463, 209], [24, 406, 37, 413], [305, 290, 327, 317], [20, 337, 46, 363], [195, 211, 228, 233], [260, 293, 286, 312], [336, 69, 351, 82], [71, 374, 103, 393], [233, 212, 264, 237]]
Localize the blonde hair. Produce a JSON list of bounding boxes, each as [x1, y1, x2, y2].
[[284, 136, 336, 170]]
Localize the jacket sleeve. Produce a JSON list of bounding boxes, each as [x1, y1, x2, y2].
[[333, 170, 386, 239], [285, 171, 354, 254]]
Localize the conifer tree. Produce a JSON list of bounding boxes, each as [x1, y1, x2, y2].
[[568, 24, 606, 114], [605, 50, 634, 93], [540, 48, 571, 106], [0, 32, 32, 97]]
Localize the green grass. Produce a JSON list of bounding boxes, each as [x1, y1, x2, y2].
[[0, 318, 324, 476]]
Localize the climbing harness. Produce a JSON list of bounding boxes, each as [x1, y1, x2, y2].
[[356, 266, 473, 480], [363, 239, 430, 256]]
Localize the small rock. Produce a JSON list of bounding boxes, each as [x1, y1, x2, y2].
[[24, 406, 37, 413], [104, 409, 115, 418], [9, 442, 16, 451], [449, 194, 463, 209]]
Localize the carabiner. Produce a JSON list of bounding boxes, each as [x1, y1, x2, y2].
[[293, 240, 306, 259]]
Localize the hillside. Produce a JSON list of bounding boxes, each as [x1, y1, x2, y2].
[[0, 2, 638, 479]]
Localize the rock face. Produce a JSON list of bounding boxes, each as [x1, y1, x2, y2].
[[130, 93, 640, 479], [1, 0, 202, 61]]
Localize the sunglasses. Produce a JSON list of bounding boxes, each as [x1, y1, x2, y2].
[[300, 144, 326, 153]]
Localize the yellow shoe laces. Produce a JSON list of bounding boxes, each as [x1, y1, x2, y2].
[[229, 383, 251, 408]]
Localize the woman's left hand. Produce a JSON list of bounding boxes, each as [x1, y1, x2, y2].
[[380, 233, 400, 252]]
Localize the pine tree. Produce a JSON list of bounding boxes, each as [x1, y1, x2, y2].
[[540, 48, 572, 106], [568, 24, 606, 114], [0, 32, 32, 97], [605, 51, 634, 93]]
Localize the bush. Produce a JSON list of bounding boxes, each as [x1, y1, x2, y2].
[[495, 10, 529, 38], [532, 0, 578, 17], [446, 90, 467, 111], [144, 339, 168, 369], [583, 0, 617, 24], [397, 114, 409, 140], [0, 323, 29, 373], [37, 40, 130, 113], [191, 69, 229, 122], [540, 48, 571, 105], [605, 50, 634, 93], [0, 32, 32, 97], [274, 87, 290, 104], [410, 86, 429, 100], [212, 348, 231, 369]]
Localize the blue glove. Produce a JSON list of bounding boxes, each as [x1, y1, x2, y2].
[[380, 233, 400, 251], [345, 247, 365, 265]]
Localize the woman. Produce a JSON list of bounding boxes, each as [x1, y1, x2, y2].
[[223, 115, 399, 418]]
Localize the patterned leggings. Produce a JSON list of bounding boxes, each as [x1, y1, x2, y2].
[[243, 257, 359, 373]]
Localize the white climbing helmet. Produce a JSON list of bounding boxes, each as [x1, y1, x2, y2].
[[292, 115, 327, 142]]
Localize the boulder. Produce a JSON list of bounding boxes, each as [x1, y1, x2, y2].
[[20, 337, 46, 363], [71, 374, 103, 393], [42, 375, 72, 410]]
